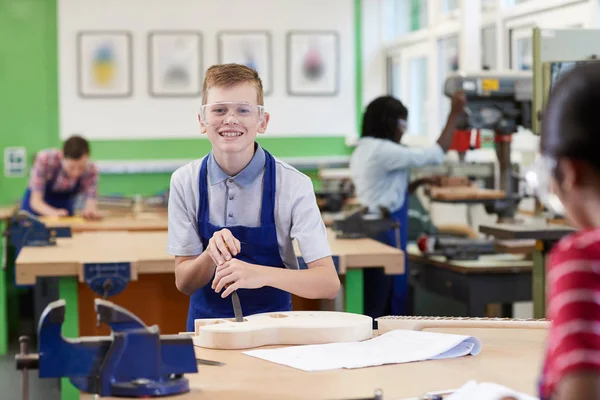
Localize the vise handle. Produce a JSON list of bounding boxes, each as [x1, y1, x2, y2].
[[15, 336, 40, 400]]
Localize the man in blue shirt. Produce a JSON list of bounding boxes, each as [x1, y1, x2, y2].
[[167, 64, 340, 331], [350, 91, 466, 319]]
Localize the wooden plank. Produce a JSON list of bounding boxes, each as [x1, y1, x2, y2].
[[0, 205, 17, 220], [40, 212, 168, 232], [495, 239, 537, 255], [407, 244, 532, 274], [479, 223, 574, 240], [428, 186, 505, 201]]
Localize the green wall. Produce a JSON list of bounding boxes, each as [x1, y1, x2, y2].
[[0, 0, 361, 205], [0, 0, 61, 205]]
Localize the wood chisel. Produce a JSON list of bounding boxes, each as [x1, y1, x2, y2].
[[224, 242, 244, 322], [231, 290, 243, 322]]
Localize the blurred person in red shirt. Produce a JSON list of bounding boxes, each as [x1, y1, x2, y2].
[[536, 61, 600, 399]]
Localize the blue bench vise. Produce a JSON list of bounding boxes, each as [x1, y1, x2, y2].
[[15, 298, 198, 399], [7, 211, 71, 257]]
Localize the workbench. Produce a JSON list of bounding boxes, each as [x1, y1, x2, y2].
[[407, 243, 532, 317], [0, 210, 169, 356], [76, 325, 546, 400], [15, 228, 403, 331], [15, 229, 403, 400], [479, 222, 574, 318], [39, 211, 168, 232]]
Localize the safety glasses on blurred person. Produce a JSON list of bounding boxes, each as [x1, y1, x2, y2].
[[398, 119, 407, 133], [199, 102, 265, 127], [525, 155, 565, 216]]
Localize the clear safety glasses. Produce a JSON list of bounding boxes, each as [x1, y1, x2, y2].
[[525, 155, 565, 216], [199, 102, 265, 127], [398, 119, 407, 132]]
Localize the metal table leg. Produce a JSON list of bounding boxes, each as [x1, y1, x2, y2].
[[533, 241, 548, 319]]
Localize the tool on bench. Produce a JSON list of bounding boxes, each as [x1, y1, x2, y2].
[[231, 291, 243, 322], [5, 210, 71, 256], [417, 234, 497, 261], [224, 242, 244, 322], [343, 388, 454, 400], [15, 298, 199, 399], [332, 207, 401, 245], [98, 189, 169, 213]]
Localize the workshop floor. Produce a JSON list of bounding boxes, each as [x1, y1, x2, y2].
[[0, 338, 60, 400]]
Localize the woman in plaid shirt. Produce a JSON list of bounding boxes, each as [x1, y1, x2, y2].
[[20, 135, 100, 219]]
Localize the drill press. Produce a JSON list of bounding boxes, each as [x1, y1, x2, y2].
[[443, 70, 533, 222]]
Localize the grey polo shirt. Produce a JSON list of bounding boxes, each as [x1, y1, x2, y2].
[[167, 144, 332, 269]]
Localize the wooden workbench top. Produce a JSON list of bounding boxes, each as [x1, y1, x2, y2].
[[0, 205, 17, 220], [16, 229, 404, 284], [83, 326, 546, 400], [479, 221, 574, 241], [40, 212, 168, 232], [15, 231, 172, 285], [407, 243, 532, 274], [295, 229, 404, 275]]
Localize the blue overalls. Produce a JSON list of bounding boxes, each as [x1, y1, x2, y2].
[[20, 166, 81, 216], [185, 150, 292, 331], [382, 190, 410, 316], [363, 190, 410, 318]]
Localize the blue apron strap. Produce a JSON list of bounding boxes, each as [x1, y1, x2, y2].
[[198, 155, 210, 223], [260, 150, 276, 226], [391, 189, 410, 315]]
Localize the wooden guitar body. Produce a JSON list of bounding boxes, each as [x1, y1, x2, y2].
[[193, 311, 373, 350]]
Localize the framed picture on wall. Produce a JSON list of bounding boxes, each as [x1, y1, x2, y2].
[[148, 31, 203, 97], [217, 31, 272, 95], [77, 31, 133, 98], [286, 31, 339, 96]]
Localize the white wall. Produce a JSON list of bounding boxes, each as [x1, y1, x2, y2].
[[58, 0, 356, 140]]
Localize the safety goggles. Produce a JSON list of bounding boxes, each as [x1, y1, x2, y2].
[[199, 102, 265, 127], [525, 155, 565, 216], [398, 119, 407, 132]]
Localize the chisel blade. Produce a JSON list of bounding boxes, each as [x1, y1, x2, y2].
[[231, 291, 243, 322]]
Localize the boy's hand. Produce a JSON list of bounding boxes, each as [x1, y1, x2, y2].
[[212, 259, 265, 298], [207, 228, 241, 266]]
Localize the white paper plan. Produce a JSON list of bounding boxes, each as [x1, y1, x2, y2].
[[244, 329, 482, 372]]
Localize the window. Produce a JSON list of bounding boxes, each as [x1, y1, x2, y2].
[[510, 26, 533, 71], [441, 0, 459, 14], [383, 0, 412, 41], [388, 56, 402, 98], [481, 26, 497, 69], [504, 0, 531, 5], [411, 0, 429, 31], [481, 0, 497, 12], [408, 56, 429, 136]]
